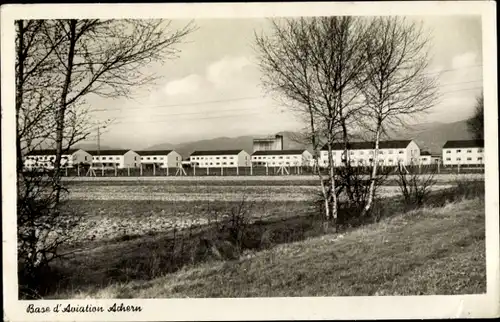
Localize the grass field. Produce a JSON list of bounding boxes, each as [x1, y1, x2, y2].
[[58, 196, 485, 298], [28, 177, 485, 299]]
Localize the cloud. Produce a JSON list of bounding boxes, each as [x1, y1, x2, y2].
[[451, 52, 477, 69], [163, 74, 204, 96], [206, 56, 252, 88], [161, 56, 254, 97]]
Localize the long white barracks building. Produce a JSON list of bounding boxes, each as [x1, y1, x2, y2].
[[319, 140, 421, 167]]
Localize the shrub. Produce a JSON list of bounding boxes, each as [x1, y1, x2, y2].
[[395, 163, 437, 209], [18, 169, 82, 299]]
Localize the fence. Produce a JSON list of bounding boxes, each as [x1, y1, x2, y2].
[[38, 162, 485, 178]]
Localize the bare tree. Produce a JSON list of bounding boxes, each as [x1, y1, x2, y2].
[[37, 19, 196, 201], [16, 19, 195, 298], [357, 17, 438, 216], [466, 93, 484, 141], [255, 17, 372, 229]]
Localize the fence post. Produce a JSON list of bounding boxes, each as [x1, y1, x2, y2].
[[140, 164, 143, 176], [266, 164, 269, 176], [437, 162, 440, 174], [153, 163, 156, 176], [65, 167, 68, 177], [236, 166, 239, 176], [206, 166, 209, 176], [458, 163, 460, 174], [221, 166, 223, 176], [101, 164, 104, 176], [128, 167, 130, 176], [167, 166, 169, 176], [193, 164, 196, 176], [250, 164, 253, 176], [77, 164, 80, 177]]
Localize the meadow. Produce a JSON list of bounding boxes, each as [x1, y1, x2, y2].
[[31, 176, 485, 298]]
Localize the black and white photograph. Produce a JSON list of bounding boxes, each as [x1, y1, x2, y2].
[[2, 1, 499, 321]]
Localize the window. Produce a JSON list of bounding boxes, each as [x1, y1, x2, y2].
[[160, 157, 164, 160], [456, 157, 461, 161], [359, 151, 364, 155], [398, 150, 404, 154], [102, 157, 107, 160], [177, 157, 179, 161], [446, 158, 451, 161], [456, 149, 461, 153], [223, 156, 227, 159], [223, 162, 227, 165], [134, 157, 137, 161], [116, 157, 119, 160], [388, 150, 393, 154], [378, 151, 384, 155], [216, 162, 220, 165], [350, 151, 355, 155], [467, 157, 472, 161], [230, 162, 234, 165], [477, 157, 483, 161], [210, 162, 213, 165], [446, 150, 451, 154], [279, 156, 283, 159], [467, 150, 472, 153], [285, 162, 289, 165], [286, 156, 290, 159], [216, 157, 220, 160], [85, 156, 88, 161], [141, 157, 144, 160], [478, 149, 483, 153]]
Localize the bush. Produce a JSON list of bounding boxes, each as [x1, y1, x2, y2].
[[395, 163, 437, 209], [18, 169, 81, 299]]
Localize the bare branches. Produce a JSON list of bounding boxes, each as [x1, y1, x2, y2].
[[16, 18, 196, 297], [466, 93, 484, 141]]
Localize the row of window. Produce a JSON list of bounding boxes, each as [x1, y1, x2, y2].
[[26, 156, 71, 161], [252, 156, 300, 160], [445, 157, 483, 161], [323, 150, 406, 156], [191, 156, 237, 160], [445, 149, 484, 153], [192, 162, 236, 166], [253, 161, 298, 166]]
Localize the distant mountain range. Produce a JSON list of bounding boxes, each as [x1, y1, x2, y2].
[[75, 119, 474, 158]]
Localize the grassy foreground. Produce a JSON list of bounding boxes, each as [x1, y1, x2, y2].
[[65, 196, 485, 298]]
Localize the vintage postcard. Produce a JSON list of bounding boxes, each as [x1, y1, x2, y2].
[[2, 1, 499, 321]]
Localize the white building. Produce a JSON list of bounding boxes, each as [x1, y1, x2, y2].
[[419, 151, 432, 165], [24, 148, 92, 169], [87, 149, 141, 169], [190, 150, 251, 168], [251, 149, 313, 167], [442, 140, 484, 166], [320, 140, 421, 167], [137, 150, 182, 168]]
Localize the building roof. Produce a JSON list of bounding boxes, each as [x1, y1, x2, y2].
[[86, 149, 132, 156], [136, 150, 174, 156], [26, 148, 79, 156], [442, 140, 484, 149], [420, 151, 432, 156], [321, 140, 413, 151], [190, 150, 244, 156], [252, 149, 307, 156]]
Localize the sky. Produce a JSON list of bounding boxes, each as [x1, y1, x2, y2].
[[84, 16, 483, 149]]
